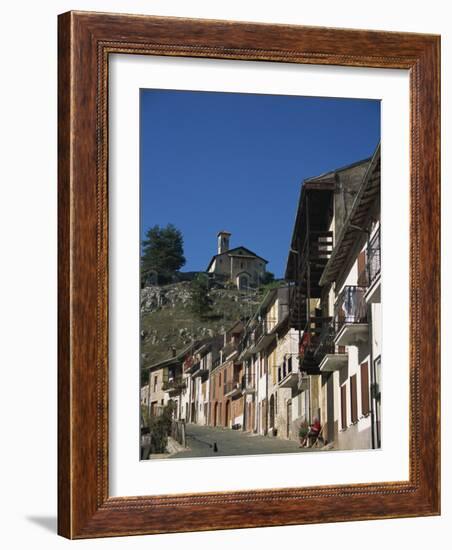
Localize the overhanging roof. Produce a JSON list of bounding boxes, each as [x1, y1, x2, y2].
[[319, 143, 381, 286], [285, 156, 373, 281]]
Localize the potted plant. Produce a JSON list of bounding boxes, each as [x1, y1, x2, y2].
[[298, 421, 309, 447]]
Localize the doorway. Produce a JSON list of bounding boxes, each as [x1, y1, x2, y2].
[[286, 400, 292, 438], [225, 400, 231, 428]]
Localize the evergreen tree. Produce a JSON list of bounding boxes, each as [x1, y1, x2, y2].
[[141, 224, 186, 284], [261, 271, 275, 285], [190, 274, 213, 319]]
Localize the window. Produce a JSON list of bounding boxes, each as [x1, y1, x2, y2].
[[360, 362, 370, 416], [153, 375, 157, 392], [341, 385, 347, 430], [350, 375, 358, 423]]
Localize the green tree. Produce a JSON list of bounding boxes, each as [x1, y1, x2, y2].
[[261, 271, 275, 285], [190, 274, 213, 319], [141, 224, 186, 285]]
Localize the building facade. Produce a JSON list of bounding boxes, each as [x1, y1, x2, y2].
[[206, 231, 268, 289], [141, 145, 381, 453], [286, 144, 381, 450]]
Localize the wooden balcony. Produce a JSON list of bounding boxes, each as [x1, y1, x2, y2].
[[288, 231, 333, 331], [162, 378, 186, 396]]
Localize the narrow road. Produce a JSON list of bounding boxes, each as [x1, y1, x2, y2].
[[169, 423, 314, 458]]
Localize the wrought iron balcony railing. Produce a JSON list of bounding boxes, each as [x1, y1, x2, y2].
[[368, 229, 381, 286], [313, 321, 336, 360], [221, 340, 239, 361], [224, 379, 242, 396], [277, 358, 294, 383], [162, 378, 186, 393], [254, 320, 269, 343], [357, 228, 381, 288], [334, 285, 367, 333], [298, 318, 346, 374], [241, 373, 256, 391]]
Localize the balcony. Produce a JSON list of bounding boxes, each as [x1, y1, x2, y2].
[[365, 229, 381, 303], [297, 315, 331, 375], [277, 358, 298, 388], [183, 357, 200, 375], [241, 373, 256, 394], [316, 322, 348, 372], [356, 229, 381, 304], [288, 231, 334, 332], [238, 333, 256, 360], [192, 363, 209, 378], [298, 372, 310, 391], [334, 286, 368, 346], [224, 380, 242, 398], [162, 377, 186, 396], [252, 320, 277, 353], [221, 340, 239, 362]]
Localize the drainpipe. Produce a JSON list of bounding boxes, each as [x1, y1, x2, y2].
[[147, 369, 151, 425], [368, 305, 377, 450], [265, 353, 269, 436]]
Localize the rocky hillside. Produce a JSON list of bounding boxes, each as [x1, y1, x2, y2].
[[140, 281, 263, 372]]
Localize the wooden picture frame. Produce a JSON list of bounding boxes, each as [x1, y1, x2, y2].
[[58, 11, 440, 539]]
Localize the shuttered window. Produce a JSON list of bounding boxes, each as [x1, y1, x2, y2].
[[361, 362, 370, 416], [357, 249, 367, 286], [341, 385, 347, 430], [350, 375, 358, 423]]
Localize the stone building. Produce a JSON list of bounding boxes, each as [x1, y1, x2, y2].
[[209, 321, 245, 428], [206, 231, 268, 289], [286, 143, 381, 450]]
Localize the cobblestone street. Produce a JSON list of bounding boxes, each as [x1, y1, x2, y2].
[[169, 423, 315, 458]]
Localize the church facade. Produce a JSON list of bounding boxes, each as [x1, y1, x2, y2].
[[206, 231, 267, 289]]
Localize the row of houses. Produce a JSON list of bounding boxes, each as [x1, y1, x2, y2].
[[141, 143, 382, 451]]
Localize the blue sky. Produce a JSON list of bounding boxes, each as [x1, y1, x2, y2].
[[140, 89, 380, 278]]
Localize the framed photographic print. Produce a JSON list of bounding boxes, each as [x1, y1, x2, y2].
[[58, 11, 440, 538]]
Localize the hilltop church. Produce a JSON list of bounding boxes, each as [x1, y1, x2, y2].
[[206, 231, 268, 290]]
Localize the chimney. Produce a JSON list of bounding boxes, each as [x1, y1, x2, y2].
[[217, 231, 231, 254]]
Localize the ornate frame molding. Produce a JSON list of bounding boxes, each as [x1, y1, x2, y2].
[[58, 11, 440, 538]]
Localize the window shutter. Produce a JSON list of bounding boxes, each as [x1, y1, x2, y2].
[[358, 249, 367, 286], [341, 385, 347, 430], [361, 362, 370, 415], [350, 375, 358, 423]]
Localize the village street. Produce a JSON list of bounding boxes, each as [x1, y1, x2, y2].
[[169, 423, 314, 458]]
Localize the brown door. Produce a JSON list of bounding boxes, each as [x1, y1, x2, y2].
[[350, 375, 358, 424], [225, 400, 230, 427], [269, 394, 275, 429], [327, 374, 335, 443], [214, 402, 218, 427], [341, 385, 347, 430]]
